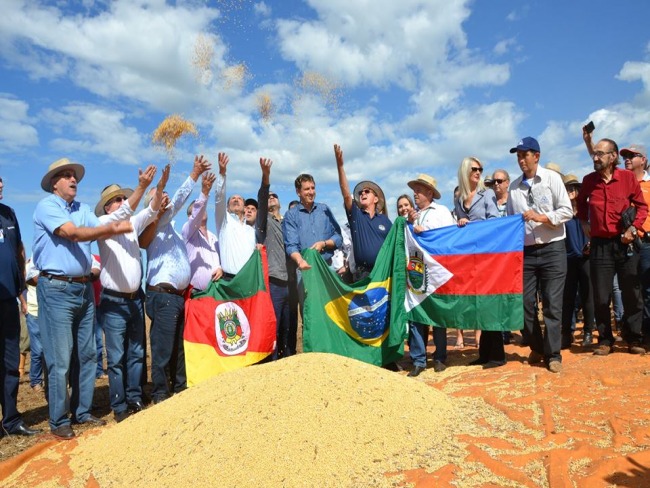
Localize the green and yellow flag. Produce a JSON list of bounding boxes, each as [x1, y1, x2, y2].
[[302, 218, 408, 366]]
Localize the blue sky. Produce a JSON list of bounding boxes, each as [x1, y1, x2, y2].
[[2, 0, 650, 257]]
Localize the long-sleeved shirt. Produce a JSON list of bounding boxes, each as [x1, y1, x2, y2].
[[577, 167, 648, 238], [145, 176, 196, 289], [507, 165, 573, 246], [255, 183, 288, 281], [214, 173, 256, 275], [98, 200, 156, 293], [283, 201, 343, 264], [454, 188, 499, 221], [33, 194, 100, 276], [416, 202, 455, 230], [182, 192, 221, 290]]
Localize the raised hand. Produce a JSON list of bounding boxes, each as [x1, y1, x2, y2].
[[138, 165, 157, 189], [157, 164, 170, 191], [218, 152, 229, 176], [202, 172, 216, 195], [334, 144, 344, 167], [190, 155, 212, 181]]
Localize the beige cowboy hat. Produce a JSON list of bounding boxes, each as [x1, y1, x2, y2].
[[407, 174, 441, 200], [353, 180, 386, 213], [41, 158, 85, 192], [562, 174, 581, 187], [95, 184, 134, 216]]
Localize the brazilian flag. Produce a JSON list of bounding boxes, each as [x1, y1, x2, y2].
[[302, 218, 408, 366]]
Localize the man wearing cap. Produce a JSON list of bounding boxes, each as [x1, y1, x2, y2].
[[507, 137, 572, 373], [621, 144, 650, 344], [138, 155, 211, 405], [0, 176, 41, 437], [334, 144, 392, 281], [284, 173, 342, 313], [244, 198, 258, 226], [578, 130, 647, 356], [33, 158, 133, 439], [183, 172, 223, 291], [214, 153, 258, 277], [95, 165, 167, 422], [561, 174, 595, 348], [405, 174, 454, 377]]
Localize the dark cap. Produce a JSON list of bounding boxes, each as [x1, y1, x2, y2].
[[509, 136, 540, 154], [245, 198, 258, 209]]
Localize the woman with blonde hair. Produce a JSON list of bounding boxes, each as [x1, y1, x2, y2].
[[454, 157, 503, 368]]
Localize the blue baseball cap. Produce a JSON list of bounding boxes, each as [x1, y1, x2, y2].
[[509, 136, 540, 154]]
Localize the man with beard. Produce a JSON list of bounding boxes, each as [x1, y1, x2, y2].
[[578, 130, 647, 356]]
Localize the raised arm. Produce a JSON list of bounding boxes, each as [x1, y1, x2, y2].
[[56, 220, 133, 242], [127, 165, 157, 211], [256, 158, 272, 244], [183, 173, 215, 241], [214, 152, 229, 235], [582, 124, 595, 158], [334, 144, 353, 212], [150, 164, 170, 213]]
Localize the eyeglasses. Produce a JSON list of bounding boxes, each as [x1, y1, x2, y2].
[[493, 179, 507, 184], [470, 167, 484, 173], [56, 170, 76, 179], [527, 187, 534, 206], [358, 188, 375, 196], [624, 153, 643, 160], [593, 151, 614, 158]]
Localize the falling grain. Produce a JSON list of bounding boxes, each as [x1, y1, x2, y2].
[[151, 115, 198, 162], [257, 92, 274, 122]]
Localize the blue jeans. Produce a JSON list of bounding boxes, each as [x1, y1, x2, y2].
[[25, 313, 44, 387], [407, 322, 447, 367], [0, 298, 21, 431], [146, 291, 186, 402], [99, 292, 145, 414], [270, 280, 290, 360], [37, 277, 96, 429], [95, 315, 104, 378], [612, 274, 624, 323]]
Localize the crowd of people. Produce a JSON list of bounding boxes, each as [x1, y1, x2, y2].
[[1, 127, 649, 440]]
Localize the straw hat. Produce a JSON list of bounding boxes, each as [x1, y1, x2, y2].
[[545, 162, 562, 174], [94, 184, 134, 216], [353, 180, 386, 213], [407, 174, 441, 200], [562, 174, 581, 187], [41, 158, 85, 192]]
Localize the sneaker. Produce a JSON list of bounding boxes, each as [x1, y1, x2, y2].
[[593, 344, 613, 356], [548, 361, 562, 373], [528, 351, 544, 364], [31, 384, 44, 393]]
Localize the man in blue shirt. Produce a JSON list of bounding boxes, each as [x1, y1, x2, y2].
[[33, 158, 132, 440], [283, 173, 343, 312], [0, 176, 41, 437], [334, 144, 392, 280]]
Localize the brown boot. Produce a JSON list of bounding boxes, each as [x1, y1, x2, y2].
[[18, 352, 27, 376]]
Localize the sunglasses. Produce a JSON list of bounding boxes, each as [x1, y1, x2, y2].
[[358, 188, 375, 196], [269, 193, 278, 199], [527, 187, 534, 206], [56, 170, 76, 179], [109, 196, 126, 205], [470, 167, 483, 173], [493, 178, 507, 184], [624, 153, 644, 160]]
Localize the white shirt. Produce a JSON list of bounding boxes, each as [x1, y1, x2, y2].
[[214, 173, 256, 275], [416, 202, 455, 230], [98, 201, 157, 293], [506, 165, 573, 246]]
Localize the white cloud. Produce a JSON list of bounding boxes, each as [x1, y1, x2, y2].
[[253, 2, 271, 17], [493, 38, 517, 56], [0, 95, 39, 150]]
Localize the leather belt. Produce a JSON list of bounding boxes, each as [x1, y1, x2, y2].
[[41, 272, 92, 284], [146, 284, 186, 296], [103, 288, 140, 300]]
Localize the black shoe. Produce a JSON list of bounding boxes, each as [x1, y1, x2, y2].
[[407, 366, 426, 377], [582, 332, 593, 347], [114, 411, 131, 423], [468, 358, 488, 366], [127, 401, 145, 414], [5, 422, 42, 436], [483, 360, 506, 369], [152, 395, 169, 405], [433, 360, 446, 373], [561, 334, 574, 349], [72, 415, 107, 426], [51, 425, 75, 440]]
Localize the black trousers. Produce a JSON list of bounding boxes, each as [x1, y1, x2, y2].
[[562, 256, 595, 336], [477, 331, 505, 363], [0, 298, 21, 431]]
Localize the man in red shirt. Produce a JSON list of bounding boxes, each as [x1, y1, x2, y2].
[[577, 129, 647, 355]]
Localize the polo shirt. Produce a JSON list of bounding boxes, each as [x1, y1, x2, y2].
[[576, 167, 647, 238], [33, 194, 100, 276], [0, 203, 23, 300], [346, 203, 392, 268]]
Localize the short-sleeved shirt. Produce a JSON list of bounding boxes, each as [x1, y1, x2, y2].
[[33, 194, 100, 276], [0, 203, 23, 300], [346, 203, 392, 268]]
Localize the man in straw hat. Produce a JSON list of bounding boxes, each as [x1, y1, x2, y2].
[[405, 173, 455, 377], [0, 175, 41, 437], [139, 155, 211, 405], [334, 144, 392, 281], [95, 164, 168, 423], [507, 137, 572, 373], [579, 128, 647, 356], [33, 157, 134, 439]]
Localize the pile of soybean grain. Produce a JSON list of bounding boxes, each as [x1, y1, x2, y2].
[[69, 353, 456, 487]]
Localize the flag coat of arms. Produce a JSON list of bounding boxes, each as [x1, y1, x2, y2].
[[301, 218, 408, 366], [184, 248, 276, 385], [405, 215, 524, 331]]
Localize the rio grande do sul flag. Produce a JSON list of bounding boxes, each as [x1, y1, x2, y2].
[[301, 218, 408, 366], [405, 215, 524, 331], [184, 248, 276, 386]]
